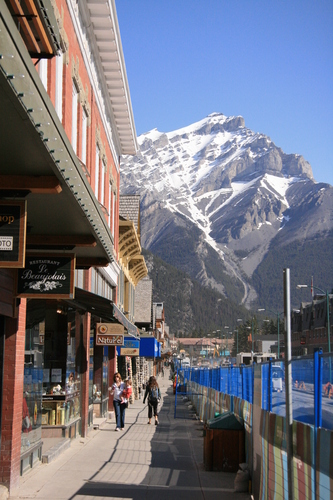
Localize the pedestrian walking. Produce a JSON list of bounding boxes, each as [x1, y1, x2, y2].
[[143, 376, 161, 425], [109, 372, 126, 431]]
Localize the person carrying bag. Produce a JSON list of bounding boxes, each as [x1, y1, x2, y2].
[[143, 376, 161, 425]]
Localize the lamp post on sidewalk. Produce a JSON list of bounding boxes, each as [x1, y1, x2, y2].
[[258, 308, 283, 358], [297, 284, 331, 353]]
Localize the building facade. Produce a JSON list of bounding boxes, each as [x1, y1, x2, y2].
[[0, 0, 139, 490], [291, 293, 333, 356]]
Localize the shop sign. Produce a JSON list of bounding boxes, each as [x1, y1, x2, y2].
[[116, 337, 140, 357], [96, 334, 124, 346], [119, 348, 139, 356], [0, 200, 27, 268], [95, 323, 124, 347], [96, 323, 124, 335], [17, 253, 75, 298]]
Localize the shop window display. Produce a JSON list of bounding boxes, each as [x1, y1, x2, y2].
[[25, 300, 81, 431], [42, 309, 80, 426], [22, 322, 43, 456]]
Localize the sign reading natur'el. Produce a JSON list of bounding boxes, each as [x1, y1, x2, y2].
[[96, 323, 124, 347], [0, 200, 27, 268], [17, 253, 75, 298]]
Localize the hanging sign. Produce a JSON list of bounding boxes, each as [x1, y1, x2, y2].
[[116, 337, 140, 357], [17, 253, 75, 298], [0, 200, 27, 268], [96, 323, 124, 347]]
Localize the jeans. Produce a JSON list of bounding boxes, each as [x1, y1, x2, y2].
[[148, 400, 158, 418], [113, 399, 126, 428]]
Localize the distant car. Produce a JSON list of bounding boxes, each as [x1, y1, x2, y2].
[[272, 366, 283, 392]]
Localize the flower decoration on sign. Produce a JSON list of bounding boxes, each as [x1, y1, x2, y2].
[[24, 281, 63, 291]]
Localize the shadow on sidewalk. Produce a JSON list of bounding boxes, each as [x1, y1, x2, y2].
[[67, 384, 250, 500]]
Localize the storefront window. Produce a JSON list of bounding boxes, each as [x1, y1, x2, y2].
[[102, 347, 108, 399], [89, 330, 94, 405], [22, 319, 43, 455], [41, 307, 80, 426]]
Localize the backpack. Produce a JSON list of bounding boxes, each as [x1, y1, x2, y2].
[[149, 386, 159, 403]]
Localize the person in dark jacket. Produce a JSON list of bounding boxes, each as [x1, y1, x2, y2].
[[143, 376, 161, 425]]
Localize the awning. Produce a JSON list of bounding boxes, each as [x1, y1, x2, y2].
[[113, 304, 139, 337], [139, 336, 161, 359], [66, 288, 138, 338], [67, 288, 115, 322]]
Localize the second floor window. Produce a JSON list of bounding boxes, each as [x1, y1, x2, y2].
[[71, 81, 78, 154], [101, 161, 105, 205], [55, 53, 63, 121], [95, 146, 100, 199], [112, 190, 115, 238], [108, 181, 112, 227], [81, 108, 88, 165], [39, 59, 48, 91]]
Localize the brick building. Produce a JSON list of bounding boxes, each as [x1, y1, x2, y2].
[[0, 0, 142, 491]]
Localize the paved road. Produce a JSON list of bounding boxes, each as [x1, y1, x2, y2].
[[10, 370, 251, 500]]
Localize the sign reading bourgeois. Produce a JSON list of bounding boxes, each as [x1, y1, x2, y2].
[[17, 254, 75, 298]]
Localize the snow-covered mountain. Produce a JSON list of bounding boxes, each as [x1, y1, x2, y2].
[[120, 113, 333, 309]]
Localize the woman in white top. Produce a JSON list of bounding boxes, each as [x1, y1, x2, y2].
[[110, 372, 126, 431]]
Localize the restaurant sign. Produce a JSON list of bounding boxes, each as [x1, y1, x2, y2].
[[0, 200, 27, 268], [17, 253, 75, 298], [95, 323, 124, 347]]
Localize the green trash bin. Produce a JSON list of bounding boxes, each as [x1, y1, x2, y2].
[[204, 411, 245, 472]]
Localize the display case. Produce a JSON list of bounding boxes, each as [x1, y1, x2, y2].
[[42, 375, 80, 426], [41, 309, 81, 432]]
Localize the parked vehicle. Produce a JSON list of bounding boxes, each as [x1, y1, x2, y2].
[[272, 365, 284, 392], [236, 352, 277, 366]]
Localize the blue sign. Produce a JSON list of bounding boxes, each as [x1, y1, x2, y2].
[[116, 337, 140, 356], [139, 337, 161, 358]]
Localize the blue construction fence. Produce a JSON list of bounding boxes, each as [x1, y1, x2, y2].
[[175, 351, 333, 431]]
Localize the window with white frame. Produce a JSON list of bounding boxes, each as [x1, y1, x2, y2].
[[71, 81, 78, 154], [39, 59, 48, 90], [55, 53, 63, 121], [108, 181, 112, 227], [112, 190, 115, 238], [95, 145, 100, 199], [81, 108, 88, 165], [101, 161, 105, 206]]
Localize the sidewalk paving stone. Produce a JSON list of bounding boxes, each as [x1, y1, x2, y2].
[[10, 370, 251, 500]]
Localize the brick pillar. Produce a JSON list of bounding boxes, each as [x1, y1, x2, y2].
[[0, 299, 26, 491]]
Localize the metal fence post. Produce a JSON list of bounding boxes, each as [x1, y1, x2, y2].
[[314, 350, 322, 429], [269, 360, 272, 412]]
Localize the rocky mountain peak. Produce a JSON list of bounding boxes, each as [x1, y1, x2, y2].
[[121, 113, 331, 310]]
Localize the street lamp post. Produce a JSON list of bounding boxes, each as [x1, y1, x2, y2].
[[258, 308, 283, 358], [216, 330, 220, 357], [223, 326, 229, 357], [297, 285, 331, 353], [235, 319, 242, 355]]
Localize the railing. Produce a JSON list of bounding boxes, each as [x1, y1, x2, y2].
[[175, 351, 333, 430]]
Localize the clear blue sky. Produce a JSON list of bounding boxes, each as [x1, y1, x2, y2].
[[116, 0, 333, 186]]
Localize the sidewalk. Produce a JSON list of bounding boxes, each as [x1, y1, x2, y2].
[[10, 370, 251, 499]]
